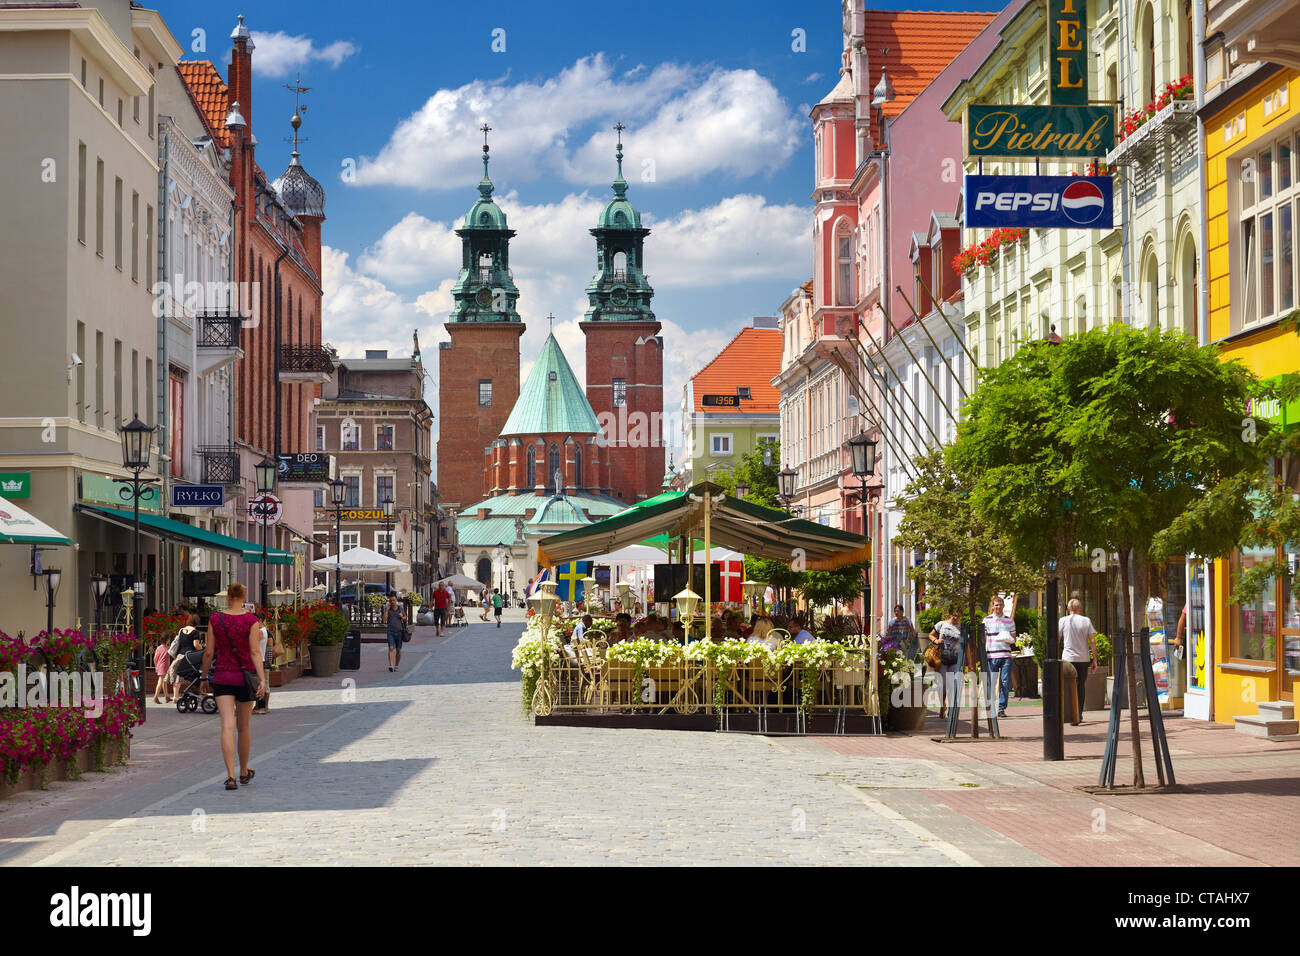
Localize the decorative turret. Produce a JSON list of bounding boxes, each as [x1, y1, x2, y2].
[[584, 123, 655, 323], [273, 108, 326, 220], [449, 124, 522, 323]]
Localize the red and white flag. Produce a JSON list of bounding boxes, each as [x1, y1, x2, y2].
[[715, 560, 744, 602]]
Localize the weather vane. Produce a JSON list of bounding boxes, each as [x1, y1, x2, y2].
[[285, 72, 310, 150]]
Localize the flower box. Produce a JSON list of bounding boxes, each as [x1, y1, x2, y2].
[[0, 732, 131, 801]]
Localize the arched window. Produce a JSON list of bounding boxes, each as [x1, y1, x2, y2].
[[548, 443, 561, 490], [1139, 3, 1156, 107], [476, 555, 492, 585], [1145, 251, 1160, 328], [573, 446, 582, 486], [1180, 237, 1199, 338], [612, 250, 627, 278], [526, 449, 536, 488], [836, 226, 853, 306]]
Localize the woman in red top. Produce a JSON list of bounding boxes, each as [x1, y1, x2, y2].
[[200, 582, 266, 790]]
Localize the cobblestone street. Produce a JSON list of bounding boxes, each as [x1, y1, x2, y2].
[[1, 614, 1295, 866]]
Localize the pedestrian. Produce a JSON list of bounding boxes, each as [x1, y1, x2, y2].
[[165, 613, 203, 690], [886, 604, 920, 661], [492, 587, 503, 627], [200, 582, 265, 791], [926, 609, 962, 719], [573, 613, 592, 644], [151, 636, 173, 704], [1059, 598, 1098, 725], [386, 594, 407, 672], [982, 595, 1017, 718], [251, 610, 272, 715], [432, 581, 450, 636], [480, 587, 490, 622]]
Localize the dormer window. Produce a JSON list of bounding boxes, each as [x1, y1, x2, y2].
[[737, 387, 751, 400]]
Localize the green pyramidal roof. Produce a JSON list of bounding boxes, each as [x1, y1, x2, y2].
[[499, 333, 601, 436]]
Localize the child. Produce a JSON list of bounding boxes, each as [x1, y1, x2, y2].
[[152, 639, 173, 703]]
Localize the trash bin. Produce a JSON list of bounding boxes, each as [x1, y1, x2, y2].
[[339, 628, 362, 670]]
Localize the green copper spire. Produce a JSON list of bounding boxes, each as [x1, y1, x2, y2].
[[584, 123, 655, 323], [499, 333, 600, 436], [450, 123, 521, 324], [478, 121, 494, 199]]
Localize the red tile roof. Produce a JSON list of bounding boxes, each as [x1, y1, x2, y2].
[[863, 9, 999, 139], [691, 327, 783, 414], [177, 60, 229, 148]]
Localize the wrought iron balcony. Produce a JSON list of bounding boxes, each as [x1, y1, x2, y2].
[[279, 345, 336, 383], [199, 445, 240, 486], [196, 311, 241, 348], [1106, 99, 1197, 167]]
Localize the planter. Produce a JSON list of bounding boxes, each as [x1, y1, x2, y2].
[[0, 733, 129, 801], [891, 704, 927, 732], [1084, 665, 1109, 711], [308, 643, 343, 678]]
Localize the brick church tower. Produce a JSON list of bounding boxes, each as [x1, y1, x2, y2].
[[581, 128, 664, 503], [437, 129, 525, 512]]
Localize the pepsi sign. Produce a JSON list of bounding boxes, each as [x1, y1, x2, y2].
[[965, 174, 1113, 229]]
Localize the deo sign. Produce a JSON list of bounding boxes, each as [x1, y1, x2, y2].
[[966, 175, 1113, 229], [1050, 0, 1088, 106]]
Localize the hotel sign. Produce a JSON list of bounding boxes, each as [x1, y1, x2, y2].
[[1049, 0, 1087, 106], [965, 105, 1113, 158]]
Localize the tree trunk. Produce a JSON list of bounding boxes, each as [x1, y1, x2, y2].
[[1118, 546, 1146, 788]]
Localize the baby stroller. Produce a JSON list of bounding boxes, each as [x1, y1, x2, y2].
[[173, 648, 217, 714]]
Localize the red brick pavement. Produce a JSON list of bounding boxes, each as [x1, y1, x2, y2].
[[811, 703, 1300, 866]]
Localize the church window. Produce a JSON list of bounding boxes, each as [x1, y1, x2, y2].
[[613, 378, 626, 407], [548, 443, 561, 487], [478, 380, 492, 406], [478, 252, 492, 283], [573, 446, 582, 486], [527, 450, 536, 488]]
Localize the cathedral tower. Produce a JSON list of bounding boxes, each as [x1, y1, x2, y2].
[[437, 127, 525, 512], [581, 126, 664, 502]]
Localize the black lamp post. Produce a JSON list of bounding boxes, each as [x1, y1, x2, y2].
[[43, 568, 61, 636], [775, 467, 798, 614], [91, 574, 108, 640], [847, 432, 880, 638], [381, 495, 395, 595], [117, 415, 155, 719], [330, 476, 347, 606], [254, 456, 277, 609]]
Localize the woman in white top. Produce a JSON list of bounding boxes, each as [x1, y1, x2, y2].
[[251, 607, 271, 715], [927, 609, 962, 719]]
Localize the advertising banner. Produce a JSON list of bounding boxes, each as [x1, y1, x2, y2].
[[966, 174, 1113, 229], [965, 105, 1114, 158], [278, 453, 333, 482]]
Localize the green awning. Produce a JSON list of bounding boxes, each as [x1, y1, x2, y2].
[[77, 504, 294, 564]]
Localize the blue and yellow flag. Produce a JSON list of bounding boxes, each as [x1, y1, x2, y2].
[[553, 561, 592, 601]]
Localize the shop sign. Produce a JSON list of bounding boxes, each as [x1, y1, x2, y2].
[[1252, 377, 1300, 431], [966, 174, 1113, 229], [79, 472, 162, 513], [1049, 0, 1088, 106], [0, 472, 31, 499], [171, 484, 224, 508], [965, 105, 1114, 158], [278, 452, 333, 482]]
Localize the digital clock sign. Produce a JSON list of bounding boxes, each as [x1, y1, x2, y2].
[[701, 394, 740, 407]]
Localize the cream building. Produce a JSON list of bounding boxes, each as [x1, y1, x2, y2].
[[0, 1, 182, 631]]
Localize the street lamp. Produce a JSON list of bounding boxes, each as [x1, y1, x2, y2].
[[330, 476, 347, 606], [777, 467, 796, 503], [848, 431, 881, 734], [43, 568, 61, 637], [381, 495, 395, 595], [117, 415, 155, 720], [254, 456, 276, 609], [91, 574, 109, 639], [673, 587, 702, 641], [734, 478, 750, 500]]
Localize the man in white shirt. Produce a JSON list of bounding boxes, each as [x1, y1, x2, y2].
[[792, 615, 814, 644], [1059, 598, 1097, 725]]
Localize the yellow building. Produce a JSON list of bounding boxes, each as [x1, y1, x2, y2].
[[1203, 1, 1300, 728]]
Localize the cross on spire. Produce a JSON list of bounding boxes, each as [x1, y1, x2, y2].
[[546, 312, 555, 331], [478, 122, 494, 195], [612, 122, 627, 192]]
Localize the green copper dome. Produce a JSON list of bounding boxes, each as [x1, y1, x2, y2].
[[463, 148, 508, 230], [596, 138, 641, 229]]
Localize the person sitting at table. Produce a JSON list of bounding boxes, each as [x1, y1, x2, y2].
[[671, 621, 686, 644], [748, 614, 778, 649], [791, 614, 814, 644], [610, 613, 633, 645]]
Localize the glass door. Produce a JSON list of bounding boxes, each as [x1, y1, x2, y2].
[[1283, 548, 1298, 701]]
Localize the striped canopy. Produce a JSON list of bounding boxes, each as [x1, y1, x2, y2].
[[537, 482, 870, 571]]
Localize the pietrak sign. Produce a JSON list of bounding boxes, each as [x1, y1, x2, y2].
[[966, 174, 1113, 229], [965, 105, 1113, 158]]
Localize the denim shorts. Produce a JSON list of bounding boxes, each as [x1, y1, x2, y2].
[[387, 630, 404, 649]]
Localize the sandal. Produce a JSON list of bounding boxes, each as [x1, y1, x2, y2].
[[225, 777, 238, 791], [239, 768, 255, 786]]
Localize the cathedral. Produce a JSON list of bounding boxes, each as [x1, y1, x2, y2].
[[439, 128, 666, 591]]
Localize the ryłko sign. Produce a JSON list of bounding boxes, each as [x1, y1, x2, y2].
[[966, 105, 1114, 158]]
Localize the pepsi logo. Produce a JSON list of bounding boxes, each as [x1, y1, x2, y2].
[[1061, 180, 1105, 224]]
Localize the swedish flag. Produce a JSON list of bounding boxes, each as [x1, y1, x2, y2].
[[554, 561, 591, 601]]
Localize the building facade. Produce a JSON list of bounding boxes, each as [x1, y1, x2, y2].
[[313, 347, 434, 597]]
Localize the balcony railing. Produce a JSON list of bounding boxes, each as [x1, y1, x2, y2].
[[1106, 99, 1197, 167], [279, 345, 336, 375], [199, 445, 240, 485], [196, 311, 241, 348]]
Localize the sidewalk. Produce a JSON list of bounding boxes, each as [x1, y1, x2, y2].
[[806, 699, 1300, 866]]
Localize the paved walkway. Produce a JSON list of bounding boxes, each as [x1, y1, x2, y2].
[[0, 613, 1293, 866]]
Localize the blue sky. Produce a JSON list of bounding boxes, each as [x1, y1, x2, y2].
[[155, 0, 1007, 458]]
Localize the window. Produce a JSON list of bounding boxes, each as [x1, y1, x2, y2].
[[612, 378, 626, 407], [478, 380, 492, 406], [95, 331, 104, 428], [146, 356, 153, 426], [836, 231, 853, 306], [526, 449, 536, 488], [341, 422, 359, 451], [145, 204, 153, 287], [117, 98, 123, 126], [573, 446, 582, 486], [75, 143, 87, 244], [169, 373, 183, 479], [737, 386, 752, 400], [80, 59, 86, 88], [1232, 545, 1276, 662], [1238, 134, 1299, 331], [316, 425, 325, 451], [130, 191, 138, 281], [341, 531, 360, 552], [113, 177, 123, 270], [376, 531, 394, 556], [314, 489, 324, 508], [76, 321, 86, 422], [711, 434, 733, 456], [148, 66, 155, 139], [95, 159, 104, 256], [376, 474, 394, 507], [98, 77, 103, 107], [342, 475, 360, 507], [113, 340, 122, 424], [376, 424, 394, 451]]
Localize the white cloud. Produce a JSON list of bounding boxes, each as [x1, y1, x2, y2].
[[357, 212, 461, 286], [249, 31, 359, 78], [350, 54, 801, 189], [802, 72, 824, 85]]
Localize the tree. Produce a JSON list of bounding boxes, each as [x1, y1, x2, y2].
[[894, 447, 1040, 650], [713, 439, 808, 601]]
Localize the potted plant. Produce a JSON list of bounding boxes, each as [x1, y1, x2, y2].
[[306, 606, 349, 677]]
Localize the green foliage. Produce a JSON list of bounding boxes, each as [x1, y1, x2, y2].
[[917, 607, 944, 636], [307, 607, 348, 646], [893, 448, 1041, 622], [714, 439, 782, 509], [800, 564, 868, 609], [1095, 632, 1112, 667]]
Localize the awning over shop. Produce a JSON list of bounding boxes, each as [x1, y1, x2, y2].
[[76, 504, 294, 564], [0, 496, 74, 546], [537, 481, 870, 571]]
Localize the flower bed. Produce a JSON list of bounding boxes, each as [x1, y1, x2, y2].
[[952, 228, 1028, 275], [0, 691, 141, 791]]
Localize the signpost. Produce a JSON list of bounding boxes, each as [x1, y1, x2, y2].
[[965, 174, 1113, 229], [249, 494, 282, 526], [1048, 0, 1087, 106]]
